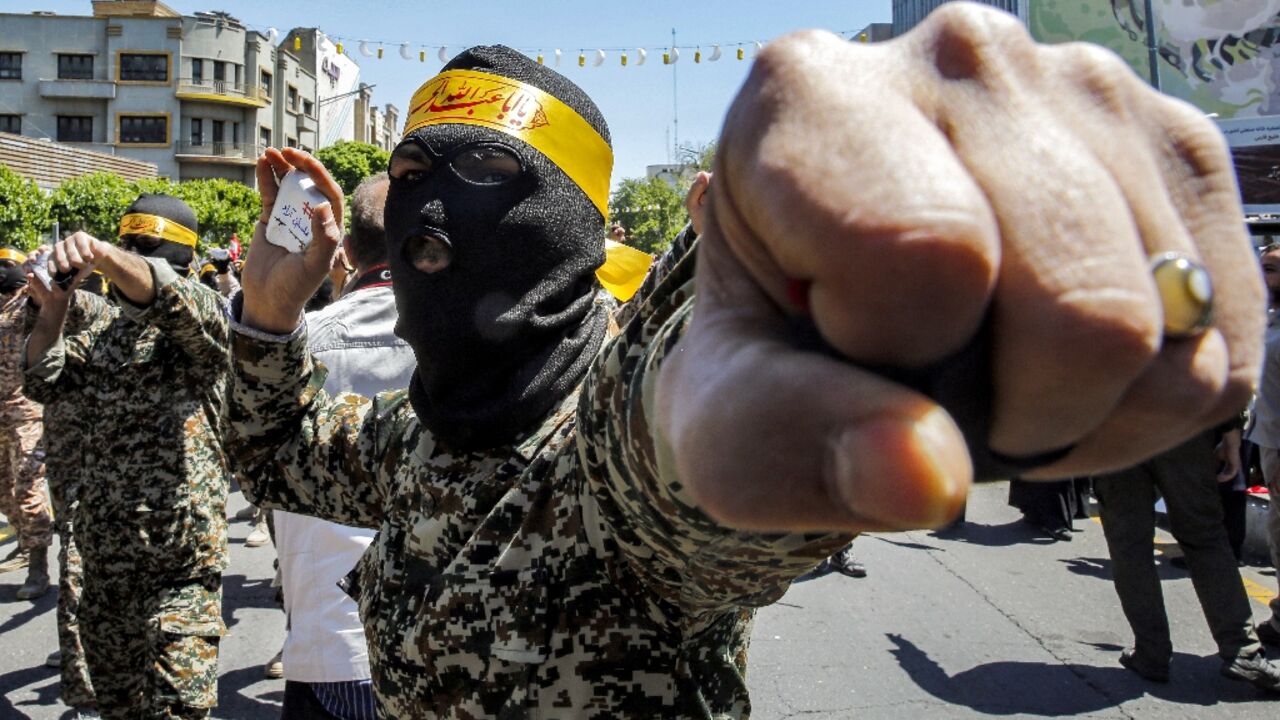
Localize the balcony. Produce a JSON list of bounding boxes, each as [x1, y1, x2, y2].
[[297, 114, 318, 134], [174, 141, 260, 165], [38, 78, 117, 100], [176, 78, 269, 108]]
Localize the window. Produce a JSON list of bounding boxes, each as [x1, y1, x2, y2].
[[191, 58, 202, 83], [0, 53, 20, 80], [259, 126, 270, 149], [302, 99, 313, 117], [57, 115, 92, 142], [287, 85, 298, 111], [119, 53, 167, 82], [119, 115, 167, 144], [57, 54, 93, 80], [231, 122, 240, 145], [0, 115, 19, 134], [190, 117, 202, 146], [286, 136, 297, 148], [260, 69, 272, 97], [212, 120, 224, 144], [213, 60, 226, 82]]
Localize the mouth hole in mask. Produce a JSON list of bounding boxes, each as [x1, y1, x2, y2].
[[404, 233, 453, 274]]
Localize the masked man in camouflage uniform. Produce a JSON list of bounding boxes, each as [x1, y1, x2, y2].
[[24, 195, 231, 719], [229, 6, 1264, 717], [0, 246, 54, 601]]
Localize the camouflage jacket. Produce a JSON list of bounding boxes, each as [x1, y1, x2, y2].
[[1, 288, 42, 425], [228, 238, 852, 719], [25, 260, 232, 578], [30, 291, 118, 520]]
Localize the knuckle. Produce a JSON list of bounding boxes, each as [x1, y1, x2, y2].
[[1157, 99, 1233, 180], [1054, 42, 1140, 117], [917, 1, 1036, 82]]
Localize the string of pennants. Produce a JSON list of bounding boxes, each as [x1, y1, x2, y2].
[[263, 28, 875, 66]]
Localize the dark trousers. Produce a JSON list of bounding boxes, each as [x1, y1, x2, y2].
[[282, 681, 340, 720], [1094, 431, 1260, 663]]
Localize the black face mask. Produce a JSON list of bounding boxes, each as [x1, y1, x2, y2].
[[386, 124, 607, 451], [0, 264, 26, 294], [121, 236, 194, 277]]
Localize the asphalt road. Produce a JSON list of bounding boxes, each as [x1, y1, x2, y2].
[[1, 480, 1277, 719]]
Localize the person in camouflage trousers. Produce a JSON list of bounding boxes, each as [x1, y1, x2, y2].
[[0, 246, 53, 601], [23, 194, 232, 720], [33, 272, 112, 716]]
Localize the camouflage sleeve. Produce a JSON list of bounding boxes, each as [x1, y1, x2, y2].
[[579, 238, 852, 617], [226, 304, 395, 529], [22, 291, 118, 404], [115, 258, 230, 372], [612, 223, 697, 330]]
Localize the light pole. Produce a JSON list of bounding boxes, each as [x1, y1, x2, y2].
[[1143, 0, 1161, 91]]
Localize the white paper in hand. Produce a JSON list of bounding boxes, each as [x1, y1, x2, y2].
[[265, 170, 328, 253]]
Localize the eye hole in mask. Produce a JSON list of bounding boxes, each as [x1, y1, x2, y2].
[[121, 234, 164, 253], [390, 141, 523, 187]]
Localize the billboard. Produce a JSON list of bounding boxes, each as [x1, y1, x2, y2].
[[1219, 115, 1280, 214], [1029, 1, 1280, 119], [315, 35, 361, 147]]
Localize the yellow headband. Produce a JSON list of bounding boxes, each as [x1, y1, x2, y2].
[[596, 240, 653, 302], [0, 248, 26, 264], [199, 263, 216, 275], [403, 69, 613, 219], [118, 213, 198, 248]]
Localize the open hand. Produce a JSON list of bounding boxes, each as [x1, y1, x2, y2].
[[657, 3, 1263, 533]]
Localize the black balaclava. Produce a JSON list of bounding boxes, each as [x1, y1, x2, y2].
[[0, 266, 26, 294], [118, 194, 198, 276], [386, 45, 611, 451]]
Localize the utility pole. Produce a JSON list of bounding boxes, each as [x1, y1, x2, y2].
[[672, 27, 679, 163], [1143, 0, 1161, 91]]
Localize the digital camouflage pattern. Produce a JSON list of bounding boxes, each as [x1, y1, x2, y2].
[[36, 291, 114, 710], [80, 572, 222, 719], [0, 287, 52, 553], [229, 237, 853, 718], [24, 261, 231, 718]]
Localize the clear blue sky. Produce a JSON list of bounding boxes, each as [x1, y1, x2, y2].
[[15, 0, 892, 188]]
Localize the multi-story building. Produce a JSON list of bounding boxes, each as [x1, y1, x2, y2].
[[284, 27, 361, 148], [0, 0, 337, 185], [352, 83, 399, 152], [893, 0, 1027, 36]]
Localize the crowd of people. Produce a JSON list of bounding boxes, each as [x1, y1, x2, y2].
[[3, 4, 1280, 717]]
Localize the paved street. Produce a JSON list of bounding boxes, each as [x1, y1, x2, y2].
[[1, 480, 1277, 719]]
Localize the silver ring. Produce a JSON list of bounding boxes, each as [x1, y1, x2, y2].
[[1150, 252, 1213, 339]]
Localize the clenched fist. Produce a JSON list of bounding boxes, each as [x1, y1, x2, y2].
[[658, 3, 1264, 533]]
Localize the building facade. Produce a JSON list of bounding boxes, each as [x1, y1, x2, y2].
[[893, 0, 1027, 36], [0, 1, 342, 185]]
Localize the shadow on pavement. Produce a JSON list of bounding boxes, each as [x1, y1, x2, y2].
[[216, 665, 283, 719], [0, 663, 62, 718], [927, 520, 1061, 548], [0, 587, 57, 634], [220, 574, 279, 631], [887, 633, 1260, 714], [1060, 557, 1112, 581]]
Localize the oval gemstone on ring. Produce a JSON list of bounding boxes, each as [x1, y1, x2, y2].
[[1150, 252, 1214, 338]]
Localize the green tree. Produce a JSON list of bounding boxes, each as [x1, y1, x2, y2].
[[0, 165, 52, 251], [49, 172, 135, 241], [316, 141, 391, 195], [172, 178, 261, 251], [608, 176, 687, 255]]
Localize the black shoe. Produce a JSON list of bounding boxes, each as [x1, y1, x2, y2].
[[1169, 555, 1188, 569], [1257, 621, 1280, 647], [832, 556, 867, 578], [1042, 526, 1072, 542], [1221, 651, 1280, 692], [1119, 648, 1169, 683]]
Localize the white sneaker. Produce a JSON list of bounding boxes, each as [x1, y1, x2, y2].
[[45, 650, 60, 668], [245, 519, 271, 548]]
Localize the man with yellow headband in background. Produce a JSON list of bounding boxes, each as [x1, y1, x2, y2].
[[0, 245, 54, 602], [225, 4, 1264, 716], [23, 193, 232, 719]]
